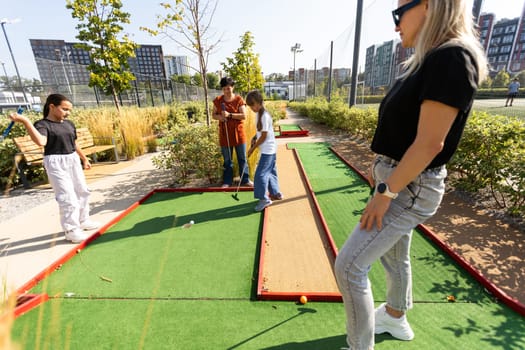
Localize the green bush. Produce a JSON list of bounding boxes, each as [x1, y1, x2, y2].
[[289, 100, 525, 218], [152, 124, 222, 185], [0, 112, 47, 190], [449, 111, 525, 215], [289, 98, 378, 142]]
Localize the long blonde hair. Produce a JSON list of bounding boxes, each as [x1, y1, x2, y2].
[[402, 0, 488, 83]]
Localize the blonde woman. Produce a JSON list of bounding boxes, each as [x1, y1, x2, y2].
[[334, 1, 488, 349]]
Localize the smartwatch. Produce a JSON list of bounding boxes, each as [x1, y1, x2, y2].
[[376, 182, 398, 199]]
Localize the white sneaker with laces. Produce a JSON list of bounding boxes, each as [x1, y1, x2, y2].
[[80, 220, 101, 231], [374, 303, 414, 341], [65, 229, 88, 243]]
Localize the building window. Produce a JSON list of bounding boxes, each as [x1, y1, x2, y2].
[[502, 35, 514, 44], [505, 25, 516, 33]]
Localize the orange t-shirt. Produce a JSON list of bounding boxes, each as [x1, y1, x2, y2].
[[213, 95, 246, 146]]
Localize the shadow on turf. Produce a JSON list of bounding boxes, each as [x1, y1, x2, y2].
[[228, 308, 320, 350], [87, 198, 256, 245], [259, 334, 347, 350]]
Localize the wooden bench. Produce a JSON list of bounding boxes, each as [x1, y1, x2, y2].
[[13, 127, 119, 189]]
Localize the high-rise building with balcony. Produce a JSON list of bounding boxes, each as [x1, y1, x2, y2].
[[30, 39, 166, 86]]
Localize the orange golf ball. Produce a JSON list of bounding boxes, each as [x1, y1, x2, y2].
[[299, 295, 308, 304]]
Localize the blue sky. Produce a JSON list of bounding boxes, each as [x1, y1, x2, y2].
[[0, 0, 522, 80]]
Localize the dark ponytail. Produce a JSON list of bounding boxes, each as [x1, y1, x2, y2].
[[43, 94, 70, 118]]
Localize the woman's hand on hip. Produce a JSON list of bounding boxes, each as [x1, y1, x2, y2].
[[360, 194, 391, 231]]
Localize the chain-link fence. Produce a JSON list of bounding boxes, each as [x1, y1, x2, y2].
[[17, 81, 221, 110], [2, 57, 221, 111]]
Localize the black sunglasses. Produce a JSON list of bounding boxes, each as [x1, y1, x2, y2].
[[392, 0, 422, 26]]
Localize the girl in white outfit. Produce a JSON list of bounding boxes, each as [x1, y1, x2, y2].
[[9, 94, 100, 243]]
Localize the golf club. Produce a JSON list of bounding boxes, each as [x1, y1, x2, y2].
[[221, 102, 233, 187], [221, 102, 231, 157], [231, 155, 249, 201], [0, 106, 23, 143]]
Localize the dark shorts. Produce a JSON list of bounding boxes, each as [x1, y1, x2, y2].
[[508, 93, 518, 98]]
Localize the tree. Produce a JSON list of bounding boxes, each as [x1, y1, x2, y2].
[[206, 72, 219, 90], [0, 75, 42, 93], [66, 0, 138, 112], [192, 73, 203, 87], [265, 73, 287, 82], [480, 75, 492, 89], [493, 69, 510, 88], [142, 0, 221, 126], [221, 31, 264, 96], [171, 74, 192, 85]]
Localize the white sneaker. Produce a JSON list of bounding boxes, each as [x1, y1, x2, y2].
[[374, 303, 414, 341], [65, 229, 88, 243], [254, 199, 272, 212], [80, 220, 101, 231]]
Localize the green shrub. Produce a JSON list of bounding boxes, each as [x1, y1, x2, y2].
[[152, 124, 222, 185], [289, 100, 525, 218], [450, 111, 525, 214]]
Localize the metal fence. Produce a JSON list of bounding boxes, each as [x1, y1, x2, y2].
[[15, 81, 222, 110]]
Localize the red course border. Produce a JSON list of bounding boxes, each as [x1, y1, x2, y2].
[[328, 146, 525, 317]]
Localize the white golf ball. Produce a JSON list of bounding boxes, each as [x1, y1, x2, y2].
[[190, 220, 195, 224]]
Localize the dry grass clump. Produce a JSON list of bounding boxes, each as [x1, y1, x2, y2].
[[118, 108, 155, 159], [0, 291, 19, 350]]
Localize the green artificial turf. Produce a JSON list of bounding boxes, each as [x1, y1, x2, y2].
[[13, 299, 524, 349], [12, 144, 525, 350], [30, 191, 261, 299], [289, 142, 496, 303], [279, 124, 303, 131]]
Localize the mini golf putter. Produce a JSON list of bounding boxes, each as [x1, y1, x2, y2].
[[0, 106, 23, 142]]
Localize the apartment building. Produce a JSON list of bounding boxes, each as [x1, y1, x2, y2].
[[30, 39, 166, 86], [164, 55, 190, 78]]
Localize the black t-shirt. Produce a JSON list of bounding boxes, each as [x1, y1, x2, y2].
[[34, 119, 77, 155], [371, 45, 479, 169]]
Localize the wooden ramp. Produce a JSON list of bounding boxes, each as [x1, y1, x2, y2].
[[257, 144, 341, 301]]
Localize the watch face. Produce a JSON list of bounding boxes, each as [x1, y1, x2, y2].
[[377, 183, 387, 193]]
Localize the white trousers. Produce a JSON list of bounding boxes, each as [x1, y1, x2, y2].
[[44, 152, 91, 232]]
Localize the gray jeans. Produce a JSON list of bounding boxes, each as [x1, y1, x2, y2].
[[334, 155, 447, 350]]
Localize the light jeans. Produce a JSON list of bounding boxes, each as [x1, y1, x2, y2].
[[334, 155, 447, 350], [44, 152, 91, 232], [253, 153, 280, 200], [221, 144, 249, 185]]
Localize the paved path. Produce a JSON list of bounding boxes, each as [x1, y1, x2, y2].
[[0, 153, 173, 300]]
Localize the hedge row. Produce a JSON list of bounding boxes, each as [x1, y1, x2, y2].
[[288, 98, 525, 217]]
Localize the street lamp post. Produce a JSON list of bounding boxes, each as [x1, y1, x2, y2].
[[55, 48, 72, 95], [0, 18, 30, 109], [0, 60, 17, 103], [290, 43, 303, 101]]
